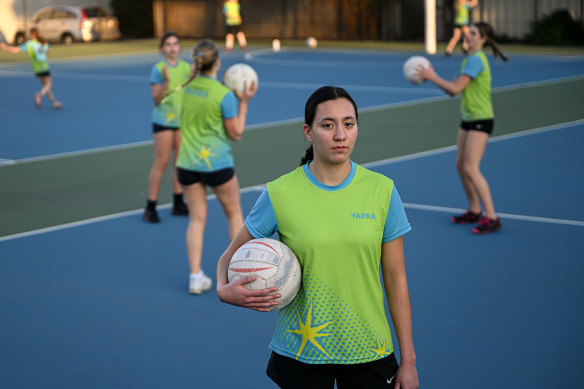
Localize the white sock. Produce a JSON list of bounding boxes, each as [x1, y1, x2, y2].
[[190, 271, 203, 280]]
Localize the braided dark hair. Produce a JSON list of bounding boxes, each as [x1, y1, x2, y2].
[[474, 22, 509, 62], [183, 39, 220, 87], [300, 86, 358, 166]]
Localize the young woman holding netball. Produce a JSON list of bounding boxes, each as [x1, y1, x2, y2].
[[419, 21, 508, 234], [178, 39, 256, 294], [0, 28, 62, 109], [217, 86, 419, 388]]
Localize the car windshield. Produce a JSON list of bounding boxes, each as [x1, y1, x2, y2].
[[83, 8, 108, 18]]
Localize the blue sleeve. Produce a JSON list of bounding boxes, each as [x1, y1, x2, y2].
[[19, 43, 28, 53], [461, 54, 484, 80], [150, 66, 163, 85], [220, 91, 238, 120], [244, 189, 278, 238], [382, 186, 412, 243]]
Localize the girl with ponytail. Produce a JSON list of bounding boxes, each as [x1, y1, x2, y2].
[[0, 28, 62, 108], [176, 39, 257, 295], [217, 86, 419, 388], [419, 21, 507, 234]]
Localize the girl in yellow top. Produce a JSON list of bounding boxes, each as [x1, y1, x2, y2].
[[445, 0, 478, 56], [0, 28, 62, 109], [223, 0, 248, 51]]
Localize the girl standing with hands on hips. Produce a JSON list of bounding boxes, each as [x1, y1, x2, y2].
[[178, 39, 256, 294], [419, 21, 508, 234], [0, 28, 62, 109], [217, 86, 419, 388], [143, 31, 191, 223]]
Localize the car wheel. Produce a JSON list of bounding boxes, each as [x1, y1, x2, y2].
[[61, 33, 74, 45], [14, 32, 25, 45]]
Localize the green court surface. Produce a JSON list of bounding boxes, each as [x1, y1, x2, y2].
[[1, 76, 583, 237]]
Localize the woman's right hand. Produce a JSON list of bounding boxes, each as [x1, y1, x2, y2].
[[233, 80, 257, 102], [217, 276, 280, 312], [417, 62, 436, 81]]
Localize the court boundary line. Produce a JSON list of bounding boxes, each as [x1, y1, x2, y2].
[[403, 203, 584, 227], [2, 75, 583, 166], [362, 118, 584, 168], [2, 122, 583, 242], [0, 185, 266, 243]]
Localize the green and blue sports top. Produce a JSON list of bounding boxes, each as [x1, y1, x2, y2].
[[245, 161, 412, 364]]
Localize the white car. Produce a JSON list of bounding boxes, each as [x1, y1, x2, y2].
[[13, 5, 121, 45]]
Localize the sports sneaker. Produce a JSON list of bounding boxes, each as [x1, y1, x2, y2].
[[142, 208, 160, 223], [171, 202, 188, 216], [472, 217, 502, 235], [451, 210, 482, 224], [189, 273, 213, 295]]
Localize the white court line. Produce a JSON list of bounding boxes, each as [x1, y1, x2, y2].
[[260, 81, 439, 94], [403, 203, 584, 227], [3, 140, 154, 166], [3, 73, 582, 166], [0, 185, 266, 243], [2, 121, 583, 242], [0, 70, 438, 95], [362, 118, 584, 169]]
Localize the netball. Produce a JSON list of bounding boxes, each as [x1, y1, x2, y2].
[[222, 63, 259, 94], [228, 238, 301, 310], [403, 55, 431, 84]]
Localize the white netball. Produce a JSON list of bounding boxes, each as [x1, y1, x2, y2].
[[228, 238, 301, 310], [403, 55, 431, 84], [222, 63, 259, 94]]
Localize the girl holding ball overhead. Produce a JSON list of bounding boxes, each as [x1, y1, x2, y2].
[[217, 86, 419, 388], [418, 21, 508, 234]]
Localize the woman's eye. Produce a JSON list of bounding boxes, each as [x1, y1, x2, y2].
[[345, 122, 355, 128]]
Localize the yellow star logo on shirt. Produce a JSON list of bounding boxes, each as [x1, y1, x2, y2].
[[165, 112, 176, 125], [197, 145, 216, 170], [369, 338, 392, 359], [287, 300, 333, 360]]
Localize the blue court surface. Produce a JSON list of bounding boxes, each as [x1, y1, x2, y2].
[[1, 48, 583, 161], [1, 46, 583, 388]]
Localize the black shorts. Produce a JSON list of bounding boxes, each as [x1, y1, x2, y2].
[[226, 24, 243, 35], [177, 167, 235, 187], [152, 123, 179, 133], [35, 71, 50, 77], [266, 351, 399, 389], [460, 119, 494, 135]]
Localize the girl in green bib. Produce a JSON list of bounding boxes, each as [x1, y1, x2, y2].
[[445, 0, 478, 56], [419, 22, 508, 234], [143, 31, 191, 223], [178, 39, 257, 295], [217, 86, 419, 388], [0, 28, 62, 109]]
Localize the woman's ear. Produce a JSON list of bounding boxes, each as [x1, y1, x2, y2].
[[303, 124, 313, 142]]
